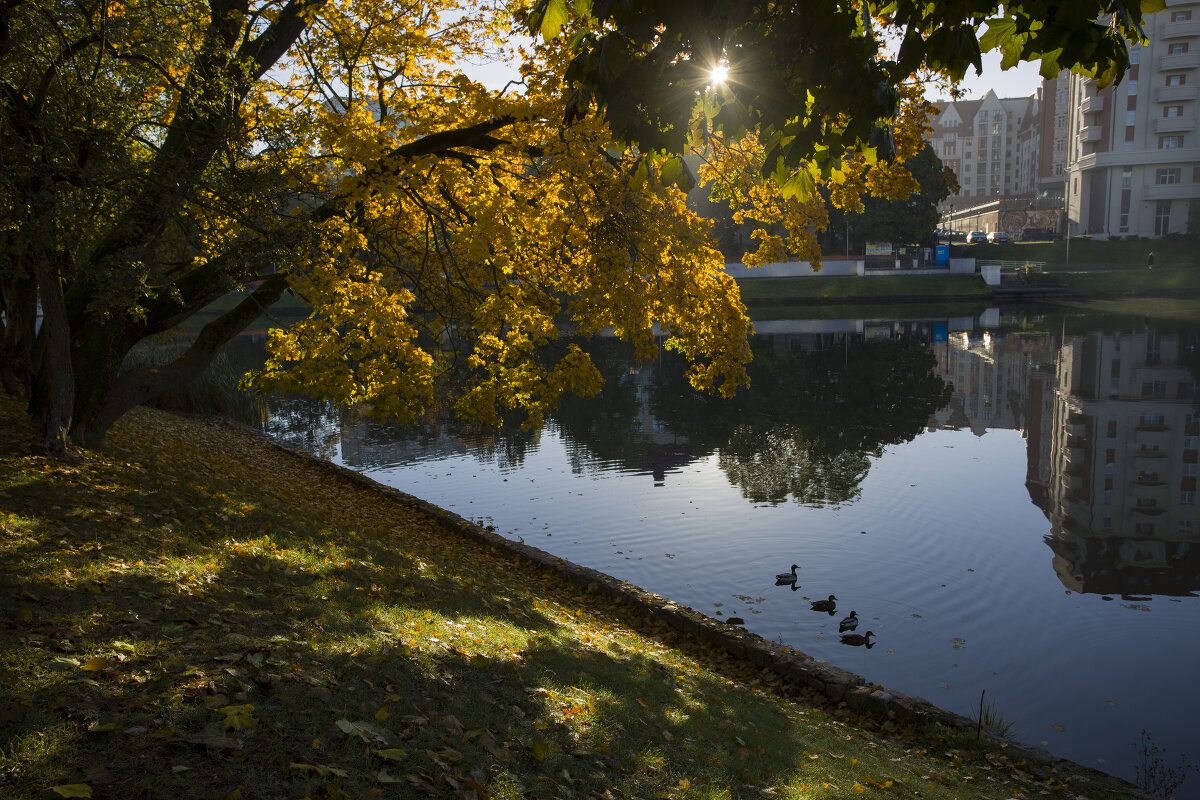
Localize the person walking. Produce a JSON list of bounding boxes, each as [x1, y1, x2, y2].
[[1148, 250, 1155, 269]]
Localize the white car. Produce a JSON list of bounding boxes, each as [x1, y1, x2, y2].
[[987, 231, 1011, 243], [966, 230, 987, 243]]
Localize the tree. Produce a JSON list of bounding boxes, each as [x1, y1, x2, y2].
[[1, 0, 1157, 455], [1, 0, 752, 455], [826, 143, 958, 249]]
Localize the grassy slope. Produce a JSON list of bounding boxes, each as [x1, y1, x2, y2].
[[0, 399, 1141, 800], [965, 237, 1197, 271]]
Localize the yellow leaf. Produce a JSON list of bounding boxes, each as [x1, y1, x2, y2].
[[50, 786, 92, 798], [374, 707, 390, 722], [80, 657, 108, 672], [529, 736, 551, 761], [373, 748, 407, 762]]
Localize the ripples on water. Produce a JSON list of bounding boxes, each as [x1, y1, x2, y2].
[[260, 304, 1200, 796]]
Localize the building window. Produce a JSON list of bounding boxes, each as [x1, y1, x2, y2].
[[1172, 10, 1192, 21], [1129, 79, 1138, 95], [1156, 200, 1172, 235], [1160, 135, 1185, 149], [1165, 105, 1185, 117], [1157, 167, 1182, 184], [1167, 74, 1187, 86], [1126, 110, 1136, 126], [1169, 42, 1190, 54], [1182, 491, 1196, 505], [1134, 522, 1157, 535], [943, 139, 956, 155]]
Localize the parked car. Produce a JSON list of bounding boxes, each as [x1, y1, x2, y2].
[[1018, 227, 1062, 241], [966, 230, 988, 243], [987, 230, 1010, 243]]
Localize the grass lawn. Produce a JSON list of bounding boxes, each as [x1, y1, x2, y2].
[[961, 236, 1199, 271], [1043, 268, 1200, 293], [0, 399, 1143, 799]]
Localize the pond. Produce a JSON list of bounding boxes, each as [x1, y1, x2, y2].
[[257, 300, 1200, 796]]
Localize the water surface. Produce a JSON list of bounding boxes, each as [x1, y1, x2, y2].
[[261, 303, 1200, 795]]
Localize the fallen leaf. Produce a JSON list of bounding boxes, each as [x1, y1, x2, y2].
[[50, 785, 92, 798], [373, 748, 407, 762], [529, 736, 551, 761]]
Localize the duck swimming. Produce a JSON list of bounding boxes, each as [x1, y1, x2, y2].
[[810, 594, 837, 612], [775, 564, 799, 584], [838, 611, 858, 632], [839, 631, 874, 646]]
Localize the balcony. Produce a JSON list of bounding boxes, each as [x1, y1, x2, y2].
[[1155, 85, 1200, 103], [1080, 125, 1103, 142], [1162, 20, 1200, 39], [1154, 115, 1197, 134], [1160, 53, 1200, 70], [1081, 95, 1105, 114]]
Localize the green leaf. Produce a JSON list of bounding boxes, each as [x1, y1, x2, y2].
[[537, 0, 570, 39], [779, 168, 815, 201], [978, 18, 1018, 52], [50, 786, 92, 798], [659, 156, 683, 186]]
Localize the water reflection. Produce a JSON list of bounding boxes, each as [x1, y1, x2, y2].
[[1031, 329, 1200, 596], [255, 310, 1200, 598]]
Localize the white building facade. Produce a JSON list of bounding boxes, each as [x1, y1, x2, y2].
[[1065, 0, 1200, 237]]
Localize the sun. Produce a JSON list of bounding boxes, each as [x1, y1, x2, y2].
[[710, 63, 729, 85]]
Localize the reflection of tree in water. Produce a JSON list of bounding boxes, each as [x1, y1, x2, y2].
[[718, 425, 871, 506], [553, 335, 950, 506], [263, 396, 344, 461]]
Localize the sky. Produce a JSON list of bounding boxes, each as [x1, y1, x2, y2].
[[929, 50, 1047, 101], [465, 47, 1048, 103]]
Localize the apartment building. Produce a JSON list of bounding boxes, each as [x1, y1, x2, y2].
[[930, 91, 1036, 204], [1064, 0, 1200, 237]]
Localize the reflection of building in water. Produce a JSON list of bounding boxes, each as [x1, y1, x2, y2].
[[1042, 330, 1200, 595], [927, 330, 1058, 435]]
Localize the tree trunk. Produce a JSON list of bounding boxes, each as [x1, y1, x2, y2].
[[30, 259, 74, 456], [0, 274, 38, 397], [68, 273, 290, 446]]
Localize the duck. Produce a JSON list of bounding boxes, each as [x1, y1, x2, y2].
[[838, 611, 859, 632], [810, 594, 837, 612], [775, 564, 800, 584], [840, 631, 874, 647]]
